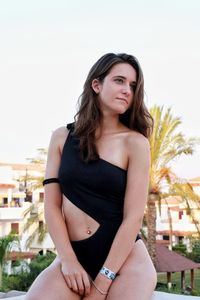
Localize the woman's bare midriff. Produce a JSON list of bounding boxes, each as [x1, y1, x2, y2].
[[62, 195, 100, 241], [60, 126, 131, 242]]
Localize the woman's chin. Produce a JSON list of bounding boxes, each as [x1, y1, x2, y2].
[[115, 107, 128, 115]]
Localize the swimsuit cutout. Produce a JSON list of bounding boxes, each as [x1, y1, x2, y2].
[[58, 122, 141, 279]]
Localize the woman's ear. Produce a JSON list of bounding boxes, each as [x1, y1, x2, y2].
[[91, 79, 100, 94]]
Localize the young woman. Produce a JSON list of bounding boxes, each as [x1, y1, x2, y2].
[[25, 53, 157, 300]]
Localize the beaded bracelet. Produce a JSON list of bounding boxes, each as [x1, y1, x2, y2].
[[91, 281, 108, 295], [99, 266, 116, 280]]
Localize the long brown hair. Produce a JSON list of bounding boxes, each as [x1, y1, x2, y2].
[[73, 53, 153, 162]]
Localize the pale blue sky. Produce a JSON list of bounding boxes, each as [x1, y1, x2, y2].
[[0, 0, 200, 179]]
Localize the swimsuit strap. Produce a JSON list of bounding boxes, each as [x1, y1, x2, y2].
[[66, 122, 75, 131]]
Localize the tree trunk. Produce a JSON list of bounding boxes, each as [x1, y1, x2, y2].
[[0, 265, 2, 289], [167, 206, 173, 250], [147, 193, 157, 266]]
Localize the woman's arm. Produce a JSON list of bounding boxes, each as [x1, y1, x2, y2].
[[44, 127, 90, 297], [93, 133, 151, 292]]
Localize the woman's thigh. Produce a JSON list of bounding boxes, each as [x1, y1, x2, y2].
[[25, 257, 81, 300], [106, 240, 157, 300]]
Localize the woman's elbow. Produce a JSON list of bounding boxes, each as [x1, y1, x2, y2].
[[44, 199, 61, 219], [123, 213, 143, 226]]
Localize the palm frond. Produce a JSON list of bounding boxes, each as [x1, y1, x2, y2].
[[147, 104, 200, 264], [25, 229, 39, 249], [0, 234, 20, 266]]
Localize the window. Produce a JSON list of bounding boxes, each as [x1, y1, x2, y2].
[[178, 236, 184, 242], [3, 198, 8, 205], [11, 223, 19, 234], [179, 211, 184, 220], [13, 198, 20, 207], [39, 192, 44, 202], [163, 235, 169, 241]]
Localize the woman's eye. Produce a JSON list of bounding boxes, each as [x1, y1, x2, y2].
[[115, 78, 123, 83]]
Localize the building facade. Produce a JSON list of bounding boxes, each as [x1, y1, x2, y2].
[[0, 163, 54, 256], [156, 177, 200, 249]]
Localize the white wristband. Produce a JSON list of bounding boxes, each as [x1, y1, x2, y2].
[[99, 266, 116, 280]]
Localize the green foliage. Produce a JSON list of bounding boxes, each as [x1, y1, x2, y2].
[[149, 105, 199, 194], [172, 240, 200, 262], [156, 285, 200, 296], [147, 105, 200, 265], [186, 239, 200, 263], [191, 289, 200, 296], [29, 252, 56, 276], [0, 234, 20, 266], [157, 268, 200, 292], [172, 242, 187, 255], [156, 285, 183, 294], [191, 290, 200, 296], [1, 252, 56, 292], [0, 234, 20, 288], [11, 259, 21, 268], [2, 271, 28, 292]]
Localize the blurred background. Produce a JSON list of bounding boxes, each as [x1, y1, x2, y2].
[[0, 0, 200, 179]]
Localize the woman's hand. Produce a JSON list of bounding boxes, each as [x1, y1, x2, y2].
[[82, 284, 107, 300], [60, 258, 91, 297], [82, 275, 111, 300]]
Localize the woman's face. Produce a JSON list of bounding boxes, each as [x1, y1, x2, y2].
[[92, 63, 137, 115]]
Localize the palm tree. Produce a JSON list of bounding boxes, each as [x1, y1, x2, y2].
[[17, 148, 47, 194], [22, 148, 48, 249], [23, 204, 48, 249], [147, 105, 200, 266], [0, 234, 20, 288], [154, 181, 200, 253], [26, 148, 48, 165], [168, 181, 200, 235], [26, 147, 47, 190]]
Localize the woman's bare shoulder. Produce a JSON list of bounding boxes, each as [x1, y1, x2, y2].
[[50, 126, 70, 153], [52, 126, 69, 139], [125, 130, 150, 156]]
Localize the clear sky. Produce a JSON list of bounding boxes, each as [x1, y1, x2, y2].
[[0, 0, 200, 179]]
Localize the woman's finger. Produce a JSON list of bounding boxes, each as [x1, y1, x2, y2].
[[69, 275, 79, 293], [75, 273, 85, 295], [64, 276, 72, 289], [82, 273, 91, 296]]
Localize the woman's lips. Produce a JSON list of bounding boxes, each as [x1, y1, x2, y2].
[[116, 98, 128, 104]]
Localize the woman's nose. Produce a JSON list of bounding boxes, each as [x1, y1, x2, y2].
[[122, 84, 131, 95]]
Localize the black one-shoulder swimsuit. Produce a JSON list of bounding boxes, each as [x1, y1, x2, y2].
[[58, 122, 141, 280]]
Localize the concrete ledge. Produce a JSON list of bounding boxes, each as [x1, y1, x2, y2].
[[151, 291, 200, 299], [2, 291, 200, 299]]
